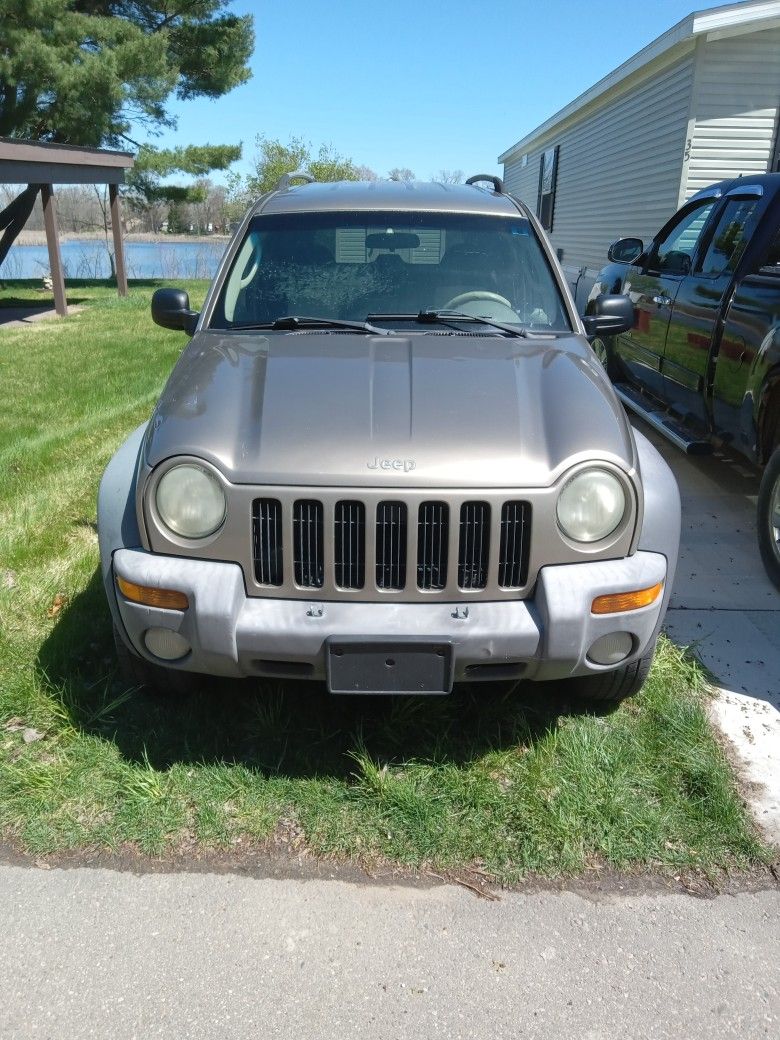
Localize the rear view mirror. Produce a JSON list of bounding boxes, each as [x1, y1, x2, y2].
[[365, 232, 421, 251], [608, 238, 644, 264], [582, 294, 635, 338], [151, 288, 199, 335]]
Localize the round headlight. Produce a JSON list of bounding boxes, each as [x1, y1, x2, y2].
[[557, 468, 626, 543], [155, 463, 226, 539]]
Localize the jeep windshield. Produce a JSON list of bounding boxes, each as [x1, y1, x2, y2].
[[210, 211, 572, 333]]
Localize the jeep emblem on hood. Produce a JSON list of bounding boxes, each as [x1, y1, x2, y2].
[[367, 457, 416, 473]]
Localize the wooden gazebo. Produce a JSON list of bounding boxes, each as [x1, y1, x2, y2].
[[0, 138, 134, 316]]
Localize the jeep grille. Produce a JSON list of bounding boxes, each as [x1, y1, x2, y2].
[[252, 498, 283, 586], [458, 501, 490, 590], [251, 495, 531, 597], [417, 501, 448, 590], [498, 500, 530, 589], [293, 499, 324, 588], [376, 501, 407, 590], [334, 500, 365, 590]]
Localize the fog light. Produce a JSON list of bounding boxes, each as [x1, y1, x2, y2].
[[144, 627, 191, 661], [587, 631, 634, 666]]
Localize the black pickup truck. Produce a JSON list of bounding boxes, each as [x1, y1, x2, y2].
[[589, 173, 780, 590]]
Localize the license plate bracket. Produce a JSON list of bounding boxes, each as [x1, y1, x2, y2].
[[326, 639, 454, 695]]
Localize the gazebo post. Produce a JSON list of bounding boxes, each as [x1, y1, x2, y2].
[[40, 183, 67, 317], [109, 184, 128, 297]]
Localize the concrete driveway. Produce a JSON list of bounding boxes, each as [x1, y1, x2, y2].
[[635, 420, 780, 843]]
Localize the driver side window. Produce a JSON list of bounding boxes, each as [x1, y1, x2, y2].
[[647, 199, 717, 276]]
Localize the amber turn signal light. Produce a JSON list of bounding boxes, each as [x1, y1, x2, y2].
[[591, 582, 663, 615], [116, 576, 189, 611]]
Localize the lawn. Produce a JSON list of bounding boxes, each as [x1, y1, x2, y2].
[[0, 279, 770, 882]]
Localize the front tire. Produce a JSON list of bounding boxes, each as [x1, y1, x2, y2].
[[757, 446, 780, 592], [565, 639, 657, 704]]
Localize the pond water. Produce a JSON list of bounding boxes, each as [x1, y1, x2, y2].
[[0, 238, 227, 280]]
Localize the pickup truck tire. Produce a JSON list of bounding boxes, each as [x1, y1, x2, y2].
[[566, 639, 657, 704], [757, 446, 780, 592], [113, 623, 196, 695]]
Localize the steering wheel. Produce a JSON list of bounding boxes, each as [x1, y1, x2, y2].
[[442, 290, 513, 310]]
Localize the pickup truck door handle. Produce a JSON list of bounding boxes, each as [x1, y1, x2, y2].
[[652, 294, 672, 307]]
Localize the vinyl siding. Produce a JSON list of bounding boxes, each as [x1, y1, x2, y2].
[[682, 28, 780, 197], [503, 56, 694, 271]]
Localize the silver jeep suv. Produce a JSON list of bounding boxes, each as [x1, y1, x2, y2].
[[98, 174, 680, 702]]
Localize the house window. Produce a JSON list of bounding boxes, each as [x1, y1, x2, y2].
[[537, 146, 559, 231]]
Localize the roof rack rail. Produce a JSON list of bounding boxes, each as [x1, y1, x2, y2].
[[466, 174, 505, 194], [277, 171, 315, 190]]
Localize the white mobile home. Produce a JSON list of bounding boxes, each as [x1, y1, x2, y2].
[[498, 0, 780, 307]]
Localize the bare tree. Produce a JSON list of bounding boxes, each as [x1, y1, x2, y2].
[[388, 167, 415, 182], [355, 165, 379, 181], [431, 169, 464, 184]]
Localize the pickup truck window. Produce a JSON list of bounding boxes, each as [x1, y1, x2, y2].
[[698, 199, 759, 276], [647, 199, 716, 275], [753, 223, 780, 276]]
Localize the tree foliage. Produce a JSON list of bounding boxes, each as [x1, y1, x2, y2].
[[0, 0, 254, 146], [246, 136, 370, 196], [127, 143, 242, 205]]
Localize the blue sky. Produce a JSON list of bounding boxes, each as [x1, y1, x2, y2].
[[155, 0, 743, 181]]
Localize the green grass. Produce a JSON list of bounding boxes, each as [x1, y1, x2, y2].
[[0, 278, 771, 880]]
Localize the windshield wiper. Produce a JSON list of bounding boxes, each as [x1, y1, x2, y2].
[[366, 310, 529, 338], [230, 315, 391, 335]]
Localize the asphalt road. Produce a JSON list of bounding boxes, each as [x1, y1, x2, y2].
[[1, 862, 778, 1040]]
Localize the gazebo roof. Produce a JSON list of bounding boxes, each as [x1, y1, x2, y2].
[[0, 137, 134, 185], [0, 138, 135, 316]]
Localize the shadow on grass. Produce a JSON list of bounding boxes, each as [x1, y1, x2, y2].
[[1, 278, 192, 295], [37, 567, 573, 778], [0, 295, 91, 310]]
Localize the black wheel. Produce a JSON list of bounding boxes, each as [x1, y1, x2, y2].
[[757, 446, 780, 592], [565, 639, 657, 704], [113, 623, 197, 694]]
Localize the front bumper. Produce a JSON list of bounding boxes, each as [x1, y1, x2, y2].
[[112, 548, 668, 685]]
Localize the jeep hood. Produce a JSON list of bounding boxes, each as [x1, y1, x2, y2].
[[144, 331, 636, 487]]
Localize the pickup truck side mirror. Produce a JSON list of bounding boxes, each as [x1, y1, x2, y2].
[[151, 288, 199, 335], [582, 294, 635, 338], [608, 238, 644, 264]]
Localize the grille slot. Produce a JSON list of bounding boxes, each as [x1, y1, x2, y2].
[[417, 501, 449, 590], [252, 498, 283, 586], [293, 499, 324, 588], [458, 501, 490, 589], [376, 501, 407, 590], [334, 500, 365, 589], [498, 501, 531, 588]]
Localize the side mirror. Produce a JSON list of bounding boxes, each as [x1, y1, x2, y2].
[[582, 294, 635, 338], [151, 288, 199, 335], [608, 237, 644, 264]]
